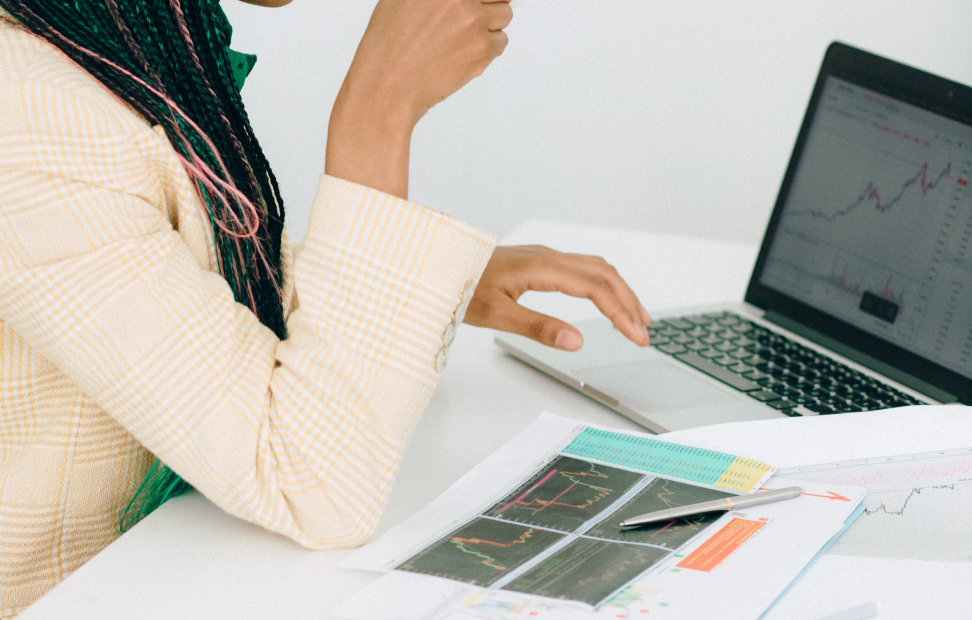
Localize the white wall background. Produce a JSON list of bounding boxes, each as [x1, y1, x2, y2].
[[222, 1, 972, 246]]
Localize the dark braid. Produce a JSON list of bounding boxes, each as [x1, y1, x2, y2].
[[0, 0, 288, 530], [104, 1, 161, 89]]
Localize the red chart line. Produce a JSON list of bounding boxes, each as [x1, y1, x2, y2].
[[840, 461, 972, 489], [501, 469, 558, 513], [531, 481, 578, 516]]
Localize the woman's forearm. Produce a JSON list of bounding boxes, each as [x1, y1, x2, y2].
[[325, 80, 414, 199], [323, 0, 512, 200]]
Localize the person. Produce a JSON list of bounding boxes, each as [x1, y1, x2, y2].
[[0, 0, 650, 615]]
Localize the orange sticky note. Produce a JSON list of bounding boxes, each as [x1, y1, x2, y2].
[[676, 518, 765, 572]]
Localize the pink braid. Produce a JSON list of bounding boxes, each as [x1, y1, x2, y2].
[[0, 12, 279, 307]]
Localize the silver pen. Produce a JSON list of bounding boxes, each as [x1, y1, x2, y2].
[[619, 486, 804, 528]]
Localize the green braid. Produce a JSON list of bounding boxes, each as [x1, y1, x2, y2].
[[0, 0, 288, 531]]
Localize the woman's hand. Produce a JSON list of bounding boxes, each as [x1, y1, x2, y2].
[[352, 0, 512, 122], [465, 246, 652, 351], [326, 0, 513, 198]]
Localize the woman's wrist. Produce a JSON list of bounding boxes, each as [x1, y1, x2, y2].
[[324, 68, 420, 200]]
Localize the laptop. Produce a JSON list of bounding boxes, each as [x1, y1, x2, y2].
[[495, 42, 972, 433]]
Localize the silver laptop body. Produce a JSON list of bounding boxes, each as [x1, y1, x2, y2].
[[496, 42, 972, 433]]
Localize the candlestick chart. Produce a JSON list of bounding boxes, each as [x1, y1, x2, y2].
[[767, 151, 959, 324], [777, 448, 972, 561], [787, 161, 953, 223], [483, 455, 644, 532], [585, 478, 732, 549], [504, 537, 669, 606], [760, 93, 972, 364], [397, 517, 564, 586]]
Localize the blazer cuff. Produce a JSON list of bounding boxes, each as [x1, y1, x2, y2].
[[297, 174, 497, 374]]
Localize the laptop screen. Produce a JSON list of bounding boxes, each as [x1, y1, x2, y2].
[[747, 43, 972, 400], [760, 77, 972, 378]]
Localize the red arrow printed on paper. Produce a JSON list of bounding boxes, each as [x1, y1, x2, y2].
[[801, 490, 851, 501], [759, 488, 851, 502]]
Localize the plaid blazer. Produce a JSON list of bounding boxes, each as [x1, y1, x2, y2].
[[0, 15, 495, 618]]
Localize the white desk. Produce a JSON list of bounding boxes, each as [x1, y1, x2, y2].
[[21, 221, 969, 619]]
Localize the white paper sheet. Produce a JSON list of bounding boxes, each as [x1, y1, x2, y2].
[[764, 554, 972, 620], [776, 447, 972, 562], [659, 405, 972, 618], [657, 405, 972, 468], [336, 476, 861, 620], [338, 407, 972, 620]]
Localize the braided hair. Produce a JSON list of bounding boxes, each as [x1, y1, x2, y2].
[[0, 0, 288, 531]]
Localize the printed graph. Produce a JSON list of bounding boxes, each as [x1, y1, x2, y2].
[[585, 478, 732, 549], [395, 432, 785, 610], [777, 448, 972, 561], [503, 537, 668, 606], [484, 455, 644, 532], [397, 518, 564, 587]]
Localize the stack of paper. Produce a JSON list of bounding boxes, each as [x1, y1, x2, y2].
[[337, 413, 865, 620]]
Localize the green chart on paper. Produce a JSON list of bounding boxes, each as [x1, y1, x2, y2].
[[561, 428, 774, 493]]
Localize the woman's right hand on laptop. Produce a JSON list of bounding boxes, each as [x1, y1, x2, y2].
[[464, 246, 652, 351]]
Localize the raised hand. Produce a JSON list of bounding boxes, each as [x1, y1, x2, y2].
[[326, 0, 513, 198], [353, 0, 513, 120]]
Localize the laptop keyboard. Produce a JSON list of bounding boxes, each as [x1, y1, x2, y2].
[[646, 311, 923, 417]]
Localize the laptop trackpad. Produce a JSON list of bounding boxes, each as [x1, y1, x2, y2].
[[573, 359, 738, 413]]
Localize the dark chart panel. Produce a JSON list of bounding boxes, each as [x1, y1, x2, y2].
[[586, 477, 733, 549], [483, 455, 645, 532], [397, 518, 564, 587], [503, 538, 668, 606]]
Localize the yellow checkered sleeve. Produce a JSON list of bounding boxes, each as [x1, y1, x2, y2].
[[0, 18, 496, 617]]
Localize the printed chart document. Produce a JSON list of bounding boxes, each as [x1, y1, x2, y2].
[[337, 412, 864, 620], [777, 448, 972, 561], [659, 405, 972, 562], [657, 405, 972, 620]]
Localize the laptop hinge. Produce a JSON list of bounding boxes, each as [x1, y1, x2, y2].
[[763, 310, 963, 404]]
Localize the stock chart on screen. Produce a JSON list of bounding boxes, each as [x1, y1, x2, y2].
[[761, 77, 972, 378]]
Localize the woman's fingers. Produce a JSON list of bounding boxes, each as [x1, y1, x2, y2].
[[546, 259, 649, 346], [344, 0, 515, 128], [548, 253, 650, 340], [482, 0, 513, 32], [326, 0, 514, 197], [465, 245, 651, 350], [521, 247, 650, 345], [473, 290, 586, 351]]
